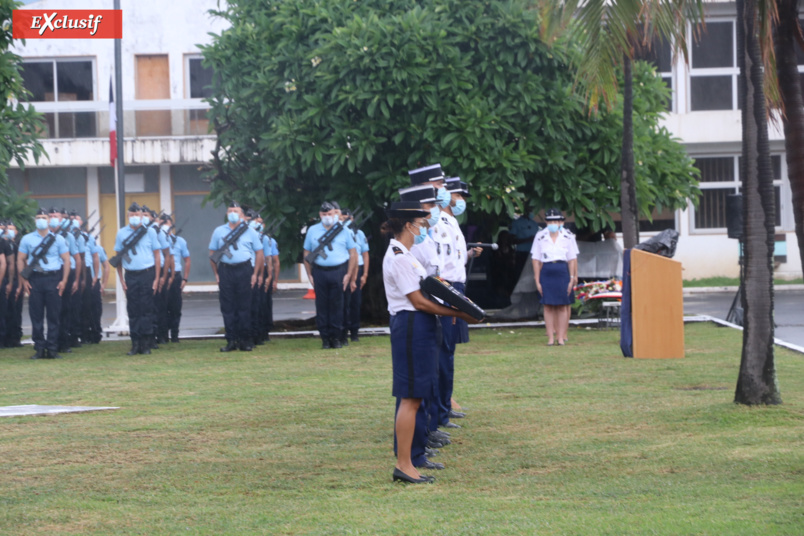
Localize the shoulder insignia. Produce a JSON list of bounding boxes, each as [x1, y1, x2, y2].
[[392, 246, 403, 255], [563, 228, 575, 237]]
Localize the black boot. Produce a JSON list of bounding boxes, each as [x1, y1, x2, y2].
[[239, 339, 253, 351], [47, 349, 63, 359], [127, 340, 140, 356], [220, 340, 238, 352], [30, 348, 45, 360], [140, 339, 151, 355]]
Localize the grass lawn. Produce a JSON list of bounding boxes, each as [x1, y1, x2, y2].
[[1, 323, 802, 535], [683, 276, 804, 287]]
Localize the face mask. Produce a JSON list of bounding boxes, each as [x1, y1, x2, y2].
[[409, 224, 427, 245], [436, 187, 451, 208], [36, 219, 49, 230], [70, 220, 79, 229], [141, 216, 151, 225], [161, 224, 171, 233], [49, 217, 60, 228], [427, 206, 440, 227], [249, 220, 259, 230], [321, 215, 336, 227], [227, 212, 241, 224], [452, 199, 466, 216], [547, 223, 559, 233], [5, 230, 15, 239]]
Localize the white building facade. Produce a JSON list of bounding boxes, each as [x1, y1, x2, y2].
[[9, 0, 803, 283]]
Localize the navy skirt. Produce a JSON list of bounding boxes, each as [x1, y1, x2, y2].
[[539, 261, 575, 306], [390, 310, 439, 399]]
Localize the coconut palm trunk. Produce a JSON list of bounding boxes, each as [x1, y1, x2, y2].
[[620, 55, 639, 249], [734, 0, 781, 405], [775, 0, 804, 281]]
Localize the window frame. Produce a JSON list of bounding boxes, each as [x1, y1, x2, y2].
[[686, 18, 739, 112]]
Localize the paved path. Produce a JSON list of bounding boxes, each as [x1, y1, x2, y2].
[[20, 288, 804, 347]]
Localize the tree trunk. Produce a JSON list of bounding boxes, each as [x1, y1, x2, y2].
[[734, 0, 781, 405], [620, 55, 639, 249], [775, 0, 804, 281]]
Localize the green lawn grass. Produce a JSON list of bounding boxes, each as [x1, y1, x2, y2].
[[1, 324, 802, 535]]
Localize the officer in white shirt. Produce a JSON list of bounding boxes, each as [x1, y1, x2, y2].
[[531, 208, 578, 346]]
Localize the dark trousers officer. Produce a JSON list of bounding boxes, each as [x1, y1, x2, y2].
[[0, 277, 6, 347], [126, 267, 155, 349], [154, 282, 169, 342], [70, 274, 83, 346], [250, 283, 263, 344], [86, 279, 103, 344], [29, 271, 62, 354], [437, 280, 465, 426], [347, 265, 364, 339], [6, 279, 23, 347], [263, 276, 274, 340], [218, 261, 253, 344], [313, 263, 347, 344], [58, 271, 75, 351], [166, 272, 183, 341]]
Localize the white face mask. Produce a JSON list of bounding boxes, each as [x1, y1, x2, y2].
[[161, 224, 171, 233], [321, 215, 336, 227]]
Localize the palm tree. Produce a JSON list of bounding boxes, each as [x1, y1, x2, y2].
[[774, 0, 804, 282], [538, 0, 704, 248], [733, 0, 781, 405]]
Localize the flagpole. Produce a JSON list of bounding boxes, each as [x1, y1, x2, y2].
[[110, 0, 129, 335]]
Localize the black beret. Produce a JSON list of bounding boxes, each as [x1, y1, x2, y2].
[[408, 164, 444, 185], [59, 207, 67, 214], [228, 201, 241, 208], [330, 201, 341, 211], [127, 202, 141, 212], [341, 208, 352, 217], [48, 207, 60, 215], [386, 201, 430, 219], [320, 201, 335, 212], [68, 210, 79, 217], [245, 209, 258, 219], [141, 205, 151, 213], [36, 208, 48, 216]]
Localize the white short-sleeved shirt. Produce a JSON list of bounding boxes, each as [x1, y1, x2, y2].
[[410, 235, 441, 277], [383, 238, 427, 315], [438, 212, 467, 283], [530, 227, 578, 263]]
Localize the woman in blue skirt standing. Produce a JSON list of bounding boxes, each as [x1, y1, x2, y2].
[[531, 208, 578, 346], [382, 201, 478, 484]]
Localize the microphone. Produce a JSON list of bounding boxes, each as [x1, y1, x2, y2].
[[467, 242, 499, 250]]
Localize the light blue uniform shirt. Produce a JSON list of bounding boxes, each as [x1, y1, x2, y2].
[[170, 235, 190, 272], [208, 223, 262, 265], [353, 229, 369, 267], [57, 230, 79, 269], [83, 234, 97, 278], [303, 222, 357, 267], [19, 231, 69, 272], [262, 235, 279, 257], [114, 225, 161, 271]]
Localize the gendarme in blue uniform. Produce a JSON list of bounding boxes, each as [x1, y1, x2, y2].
[[303, 222, 357, 267], [114, 225, 161, 271], [19, 231, 69, 271], [208, 223, 262, 263]]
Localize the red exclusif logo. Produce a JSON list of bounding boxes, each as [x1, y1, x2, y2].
[[12, 10, 122, 39]]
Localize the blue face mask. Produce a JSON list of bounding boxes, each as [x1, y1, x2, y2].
[[249, 220, 259, 229], [452, 199, 467, 216], [547, 223, 560, 233], [436, 187, 451, 208], [410, 224, 427, 245], [5, 230, 15, 239], [36, 219, 49, 230], [427, 206, 441, 227], [49, 217, 60, 228], [129, 215, 142, 227], [321, 215, 337, 227], [71, 220, 79, 229], [227, 212, 241, 224]]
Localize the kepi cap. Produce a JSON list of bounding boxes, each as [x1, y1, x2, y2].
[[398, 184, 437, 204], [386, 201, 430, 219], [408, 164, 444, 186], [545, 208, 565, 221]]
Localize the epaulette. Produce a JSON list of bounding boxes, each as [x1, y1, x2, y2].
[[392, 246, 403, 255], [562, 228, 575, 237]]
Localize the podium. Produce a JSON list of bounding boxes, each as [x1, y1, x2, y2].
[[620, 249, 684, 359]]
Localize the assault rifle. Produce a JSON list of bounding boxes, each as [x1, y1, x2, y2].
[[262, 216, 286, 239], [20, 233, 58, 279], [108, 224, 149, 269], [169, 218, 190, 245], [345, 208, 371, 234], [209, 221, 249, 265], [304, 220, 345, 265]]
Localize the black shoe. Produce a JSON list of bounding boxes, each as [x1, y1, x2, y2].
[[151, 340, 159, 350], [70, 341, 82, 348], [220, 341, 238, 352], [47, 349, 62, 359], [427, 440, 445, 449], [449, 410, 466, 419], [157, 337, 168, 345], [425, 447, 439, 458], [350, 335, 360, 342], [331, 339, 343, 349], [254, 339, 264, 346], [415, 459, 445, 470], [392, 468, 434, 484], [127, 341, 140, 356], [430, 430, 451, 440], [170, 337, 180, 343], [322, 339, 331, 350], [58, 347, 72, 354], [239, 340, 253, 351], [30, 349, 45, 360], [340, 338, 349, 347], [140, 344, 151, 355], [443, 422, 461, 429]]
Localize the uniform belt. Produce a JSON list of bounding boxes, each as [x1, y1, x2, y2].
[[125, 266, 155, 275], [544, 260, 567, 264], [313, 262, 348, 272], [220, 261, 251, 269], [30, 270, 61, 277]]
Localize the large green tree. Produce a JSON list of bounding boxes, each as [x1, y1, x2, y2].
[[201, 0, 698, 267], [0, 0, 45, 229]]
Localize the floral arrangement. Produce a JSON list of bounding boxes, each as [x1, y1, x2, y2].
[[571, 279, 623, 318]]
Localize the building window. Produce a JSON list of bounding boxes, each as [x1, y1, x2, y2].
[[20, 59, 97, 138], [186, 56, 214, 134], [692, 155, 783, 231], [689, 20, 738, 111], [637, 35, 674, 112]]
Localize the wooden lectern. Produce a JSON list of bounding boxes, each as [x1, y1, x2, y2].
[[630, 249, 684, 359]]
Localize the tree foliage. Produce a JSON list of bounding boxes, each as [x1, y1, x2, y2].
[[0, 0, 46, 229], [201, 0, 698, 264]]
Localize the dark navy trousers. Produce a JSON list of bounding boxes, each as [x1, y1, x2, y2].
[[313, 263, 347, 342], [28, 271, 62, 352], [343, 265, 363, 338], [166, 274, 183, 339], [125, 267, 155, 344], [218, 261, 253, 343], [58, 271, 75, 350]]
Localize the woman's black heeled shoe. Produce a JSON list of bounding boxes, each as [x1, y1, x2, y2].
[[393, 468, 434, 484]]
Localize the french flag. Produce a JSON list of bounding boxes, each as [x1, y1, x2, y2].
[[109, 78, 116, 166]]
